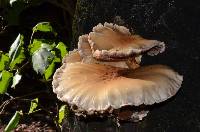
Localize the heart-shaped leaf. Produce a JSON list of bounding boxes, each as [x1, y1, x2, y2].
[[0, 53, 10, 71], [4, 111, 22, 132], [9, 34, 26, 70], [32, 47, 54, 75], [0, 70, 13, 94], [32, 22, 57, 36]]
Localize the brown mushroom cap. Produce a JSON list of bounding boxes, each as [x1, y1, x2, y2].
[[88, 22, 165, 61], [78, 34, 129, 68], [53, 59, 183, 114]]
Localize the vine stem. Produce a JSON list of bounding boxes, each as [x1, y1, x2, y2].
[[0, 90, 47, 115]]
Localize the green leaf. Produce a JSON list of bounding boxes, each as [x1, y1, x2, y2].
[[9, 34, 20, 57], [0, 70, 13, 94], [58, 105, 68, 125], [11, 71, 22, 88], [56, 42, 68, 59], [32, 22, 57, 36], [9, 0, 18, 5], [44, 57, 60, 80], [44, 60, 56, 80], [0, 53, 10, 71], [28, 39, 56, 55], [4, 111, 22, 132], [28, 39, 42, 55], [28, 98, 38, 114], [9, 34, 26, 70], [32, 47, 54, 75]]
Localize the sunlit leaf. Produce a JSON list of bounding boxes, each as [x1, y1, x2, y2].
[[9, 0, 44, 6], [0, 53, 10, 71], [58, 105, 69, 125], [9, 34, 26, 70], [56, 42, 68, 59], [9, 0, 17, 5], [44, 60, 56, 80], [4, 111, 22, 132], [28, 39, 56, 55], [0, 70, 13, 94], [28, 98, 39, 114], [9, 34, 20, 57], [32, 22, 57, 36], [44, 57, 60, 80], [11, 71, 22, 88], [32, 47, 54, 75], [28, 39, 42, 55]]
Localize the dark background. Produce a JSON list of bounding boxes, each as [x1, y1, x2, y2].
[[1, 0, 200, 131], [71, 0, 200, 131]]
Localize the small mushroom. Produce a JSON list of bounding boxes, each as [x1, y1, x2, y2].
[[78, 34, 140, 69], [88, 22, 165, 61]]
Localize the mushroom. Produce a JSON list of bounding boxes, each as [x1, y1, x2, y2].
[[78, 34, 140, 69], [88, 22, 165, 61], [53, 62, 182, 114], [52, 23, 183, 122]]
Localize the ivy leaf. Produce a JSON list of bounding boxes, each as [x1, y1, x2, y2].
[[44, 57, 60, 80], [28, 39, 43, 55], [0, 53, 10, 71], [58, 105, 69, 125], [4, 111, 22, 132], [28, 39, 56, 55], [56, 42, 68, 59], [32, 47, 54, 75], [44, 60, 56, 80], [11, 71, 22, 88], [9, 0, 44, 6], [9, 34, 20, 57], [28, 98, 39, 114], [0, 70, 13, 94], [9, 0, 18, 5], [9, 34, 26, 70], [32, 22, 57, 36]]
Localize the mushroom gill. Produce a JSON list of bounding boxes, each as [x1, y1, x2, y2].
[[52, 61, 183, 114], [88, 22, 165, 61]]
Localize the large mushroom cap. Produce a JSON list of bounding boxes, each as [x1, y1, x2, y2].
[[53, 58, 183, 114], [62, 49, 81, 64], [88, 22, 165, 61]]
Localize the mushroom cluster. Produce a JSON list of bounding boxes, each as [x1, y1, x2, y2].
[[52, 23, 183, 122]]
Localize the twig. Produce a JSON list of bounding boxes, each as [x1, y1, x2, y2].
[[0, 90, 47, 115], [55, 103, 61, 132], [29, 31, 35, 45], [18, 61, 30, 72], [5, 92, 14, 99]]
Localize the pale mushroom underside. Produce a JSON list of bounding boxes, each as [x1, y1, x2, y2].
[[88, 23, 165, 61], [53, 59, 183, 114]]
